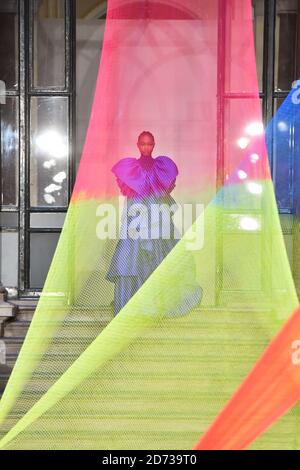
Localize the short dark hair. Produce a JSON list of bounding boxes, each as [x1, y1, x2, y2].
[[138, 131, 155, 142]]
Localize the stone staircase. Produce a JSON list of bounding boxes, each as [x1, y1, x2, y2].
[[0, 297, 38, 395], [0, 298, 114, 395]]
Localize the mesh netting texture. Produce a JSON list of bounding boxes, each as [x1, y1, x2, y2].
[[1, 0, 300, 450]]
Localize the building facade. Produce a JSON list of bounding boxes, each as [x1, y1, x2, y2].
[[0, 0, 299, 304]]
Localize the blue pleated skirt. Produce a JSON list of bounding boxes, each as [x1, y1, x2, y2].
[[105, 194, 202, 316]]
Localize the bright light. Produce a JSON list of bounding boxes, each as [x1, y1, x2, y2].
[[53, 172, 67, 184], [36, 130, 68, 159], [237, 137, 250, 149], [245, 122, 264, 136], [239, 217, 260, 231], [247, 182, 263, 195], [277, 121, 288, 132], [238, 170, 247, 180], [43, 159, 57, 169], [250, 153, 260, 163], [44, 194, 56, 205], [44, 184, 62, 194]]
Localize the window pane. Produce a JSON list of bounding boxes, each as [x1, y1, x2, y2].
[[31, 0, 66, 89], [222, 234, 262, 290], [30, 96, 69, 208], [76, 0, 105, 171], [30, 232, 60, 288], [252, 0, 264, 92], [275, 0, 299, 91], [0, 232, 18, 287], [223, 97, 264, 210], [0, 213, 18, 229], [0, 97, 19, 206], [225, 0, 262, 94], [30, 212, 66, 229], [272, 98, 294, 210], [0, 1, 19, 90], [76, 0, 107, 19]]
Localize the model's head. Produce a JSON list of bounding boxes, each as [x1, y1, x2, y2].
[[137, 131, 155, 157]]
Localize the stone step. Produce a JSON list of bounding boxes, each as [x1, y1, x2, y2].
[[11, 299, 38, 308], [11, 300, 38, 321], [6, 354, 19, 368], [6, 351, 88, 368], [16, 308, 36, 322], [8, 320, 109, 337], [1, 315, 111, 367], [0, 365, 12, 395], [3, 337, 24, 355], [3, 320, 31, 339]]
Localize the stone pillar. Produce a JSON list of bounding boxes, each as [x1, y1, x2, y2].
[[0, 283, 16, 339]]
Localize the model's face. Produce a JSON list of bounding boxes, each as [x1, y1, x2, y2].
[[137, 135, 155, 157]]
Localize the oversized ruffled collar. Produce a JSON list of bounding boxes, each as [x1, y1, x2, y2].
[[111, 155, 178, 196]]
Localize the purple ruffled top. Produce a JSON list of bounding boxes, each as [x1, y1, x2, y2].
[[111, 155, 178, 198]]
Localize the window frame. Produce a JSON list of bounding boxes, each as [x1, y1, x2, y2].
[[18, 0, 76, 297]]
